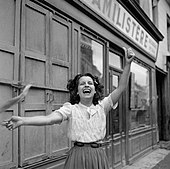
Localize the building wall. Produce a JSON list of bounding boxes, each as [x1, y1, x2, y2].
[[0, 0, 163, 168], [156, 0, 170, 71]]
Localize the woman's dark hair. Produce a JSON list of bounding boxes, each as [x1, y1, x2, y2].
[[67, 73, 104, 105]]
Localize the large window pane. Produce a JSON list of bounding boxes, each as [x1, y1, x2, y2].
[[130, 62, 150, 129], [112, 74, 119, 134], [109, 51, 122, 69], [80, 34, 103, 80]]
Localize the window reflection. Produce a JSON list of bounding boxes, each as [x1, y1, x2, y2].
[[80, 34, 103, 80], [109, 51, 122, 69], [112, 75, 119, 134], [130, 62, 150, 129]]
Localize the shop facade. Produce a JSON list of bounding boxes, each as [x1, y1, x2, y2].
[[0, 0, 163, 169]]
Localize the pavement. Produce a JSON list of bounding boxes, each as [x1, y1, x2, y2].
[[122, 141, 170, 169]]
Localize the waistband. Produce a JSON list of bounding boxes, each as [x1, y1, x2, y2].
[[74, 141, 102, 148]]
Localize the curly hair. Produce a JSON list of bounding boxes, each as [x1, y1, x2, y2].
[[67, 73, 104, 105]]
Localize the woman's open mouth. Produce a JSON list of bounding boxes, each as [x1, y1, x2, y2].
[[83, 88, 91, 94]]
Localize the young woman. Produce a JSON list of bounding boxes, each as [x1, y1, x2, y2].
[[2, 47, 135, 169]]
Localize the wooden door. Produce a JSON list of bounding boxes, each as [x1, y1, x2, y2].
[[105, 69, 125, 169], [48, 10, 71, 159], [19, 0, 51, 166], [19, 0, 71, 167], [0, 0, 20, 169]]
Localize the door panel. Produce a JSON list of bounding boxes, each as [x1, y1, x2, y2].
[[49, 12, 71, 157], [105, 69, 125, 169], [19, 0, 50, 167], [0, 0, 74, 168], [20, 0, 71, 167]]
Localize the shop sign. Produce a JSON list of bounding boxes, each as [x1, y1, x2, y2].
[[80, 0, 158, 58]]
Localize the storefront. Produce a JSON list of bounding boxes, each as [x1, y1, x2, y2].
[[0, 0, 163, 169]]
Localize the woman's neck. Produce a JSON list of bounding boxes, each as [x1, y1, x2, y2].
[[80, 98, 93, 107]]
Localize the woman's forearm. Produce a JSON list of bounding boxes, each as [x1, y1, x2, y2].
[[0, 96, 21, 113], [118, 62, 131, 92], [21, 116, 51, 126], [21, 112, 63, 126], [0, 84, 32, 113]]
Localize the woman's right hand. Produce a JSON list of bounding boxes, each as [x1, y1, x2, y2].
[[1, 116, 23, 130]]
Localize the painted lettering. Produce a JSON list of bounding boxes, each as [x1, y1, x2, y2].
[[102, 0, 112, 17], [135, 25, 140, 41], [140, 29, 144, 45], [126, 17, 131, 33], [122, 12, 126, 29], [112, 3, 117, 23], [149, 39, 157, 48], [79, 0, 158, 58], [116, 6, 121, 27], [131, 21, 136, 38], [144, 34, 148, 48], [92, 0, 101, 10]]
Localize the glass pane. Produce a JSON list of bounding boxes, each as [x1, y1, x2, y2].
[[106, 74, 120, 136], [112, 75, 119, 134], [80, 34, 103, 81], [130, 62, 150, 129], [109, 51, 122, 69]]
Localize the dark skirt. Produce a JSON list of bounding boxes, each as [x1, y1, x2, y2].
[[63, 145, 109, 169]]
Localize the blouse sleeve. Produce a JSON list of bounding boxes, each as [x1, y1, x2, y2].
[[54, 102, 72, 121], [100, 94, 118, 115]]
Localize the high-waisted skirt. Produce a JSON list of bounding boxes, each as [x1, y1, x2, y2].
[[63, 143, 109, 169]]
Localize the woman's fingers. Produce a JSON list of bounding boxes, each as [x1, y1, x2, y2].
[[123, 47, 135, 62], [18, 84, 32, 101], [22, 84, 32, 97], [1, 118, 15, 130], [127, 48, 135, 59]]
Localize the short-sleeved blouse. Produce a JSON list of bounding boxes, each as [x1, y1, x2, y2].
[[55, 94, 117, 143]]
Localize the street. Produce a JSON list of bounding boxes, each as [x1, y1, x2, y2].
[[152, 152, 170, 169]]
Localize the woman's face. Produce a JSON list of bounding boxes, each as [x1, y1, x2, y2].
[[78, 76, 96, 100]]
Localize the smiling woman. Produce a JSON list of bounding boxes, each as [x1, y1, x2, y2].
[[67, 73, 104, 106], [1, 47, 135, 169]]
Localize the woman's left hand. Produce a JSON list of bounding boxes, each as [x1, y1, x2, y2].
[[123, 47, 135, 64]]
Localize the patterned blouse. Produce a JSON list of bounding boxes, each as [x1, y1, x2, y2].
[[56, 94, 117, 143]]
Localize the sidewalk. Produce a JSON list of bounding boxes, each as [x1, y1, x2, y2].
[[122, 141, 170, 169]]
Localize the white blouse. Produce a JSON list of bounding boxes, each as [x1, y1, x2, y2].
[[56, 94, 117, 142]]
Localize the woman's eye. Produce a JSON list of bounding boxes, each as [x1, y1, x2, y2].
[[88, 81, 93, 85], [79, 82, 85, 85]]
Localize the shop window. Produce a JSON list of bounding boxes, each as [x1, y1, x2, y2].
[[80, 34, 103, 80], [109, 51, 122, 69], [110, 74, 120, 134], [167, 15, 170, 52], [108, 51, 122, 135], [130, 62, 151, 129]]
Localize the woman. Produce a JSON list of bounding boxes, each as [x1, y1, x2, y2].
[[2, 47, 135, 169]]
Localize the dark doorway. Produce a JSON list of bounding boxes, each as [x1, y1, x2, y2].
[[156, 69, 166, 140]]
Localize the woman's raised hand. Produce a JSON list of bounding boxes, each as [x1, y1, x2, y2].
[[1, 84, 32, 130], [123, 47, 135, 64], [0, 84, 32, 114]]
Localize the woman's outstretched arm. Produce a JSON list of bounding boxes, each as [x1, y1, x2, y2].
[[2, 111, 63, 130], [0, 84, 32, 113], [110, 47, 135, 106]]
